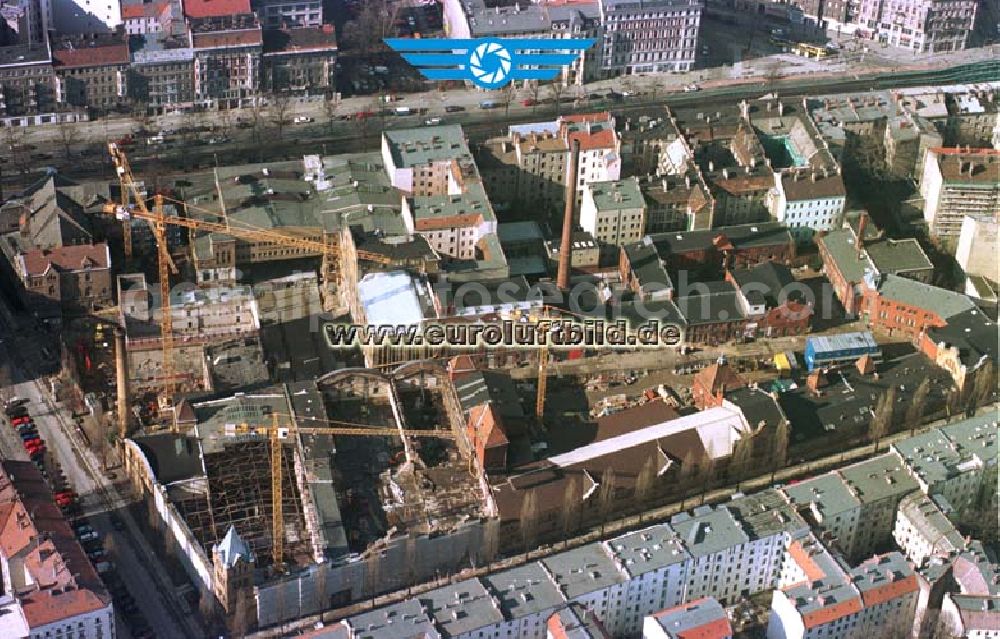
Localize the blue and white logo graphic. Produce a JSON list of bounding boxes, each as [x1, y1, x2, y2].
[[386, 38, 595, 90]]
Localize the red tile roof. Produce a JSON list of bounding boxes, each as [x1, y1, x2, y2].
[[192, 28, 263, 49], [801, 597, 863, 629], [566, 127, 616, 151], [0, 462, 111, 629], [183, 0, 250, 18], [561, 112, 611, 123], [19, 243, 109, 277], [787, 540, 828, 582], [121, 0, 169, 19], [860, 574, 919, 607], [53, 43, 129, 68], [678, 618, 734, 639]]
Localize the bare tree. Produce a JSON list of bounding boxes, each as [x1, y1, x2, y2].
[[634, 455, 657, 507], [479, 518, 500, 566], [365, 550, 383, 602], [217, 108, 233, 136], [248, 100, 266, 162], [323, 96, 339, 135], [906, 377, 932, 436], [549, 81, 566, 117], [519, 490, 540, 554], [699, 443, 717, 503], [341, 0, 398, 53], [560, 475, 582, 543], [772, 418, 790, 475], [501, 83, 517, 120], [528, 81, 541, 114], [55, 118, 80, 161], [598, 467, 616, 533], [731, 432, 754, 485], [269, 94, 293, 142], [869, 386, 897, 449], [3, 127, 30, 176], [0, 361, 12, 403], [967, 358, 995, 416], [231, 587, 255, 637]]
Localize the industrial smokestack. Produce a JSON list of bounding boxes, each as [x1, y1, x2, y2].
[[557, 139, 580, 291], [115, 328, 129, 440]]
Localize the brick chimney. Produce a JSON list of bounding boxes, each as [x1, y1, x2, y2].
[[557, 138, 581, 291]]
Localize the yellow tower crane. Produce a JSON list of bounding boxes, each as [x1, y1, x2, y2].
[[103, 143, 400, 403], [232, 413, 457, 572]]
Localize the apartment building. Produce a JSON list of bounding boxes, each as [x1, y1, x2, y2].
[[597, 0, 703, 75], [866, 0, 978, 53], [121, 0, 173, 35], [13, 243, 112, 317], [768, 168, 847, 244], [190, 13, 263, 108], [0, 461, 115, 639], [383, 125, 477, 196], [482, 564, 567, 639], [956, 214, 998, 281], [893, 492, 966, 567], [837, 453, 920, 563], [547, 603, 612, 639], [863, 273, 976, 341], [644, 597, 733, 639], [641, 173, 714, 234], [919, 148, 1000, 238], [891, 424, 994, 521], [51, 36, 129, 111], [261, 24, 337, 94], [768, 536, 919, 639], [782, 474, 862, 559], [128, 33, 196, 110], [402, 183, 497, 260], [118, 272, 260, 345], [0, 42, 55, 118], [252, 0, 322, 29], [939, 594, 1000, 638], [441, 0, 601, 86], [605, 525, 691, 636], [542, 544, 630, 636], [580, 177, 646, 246]]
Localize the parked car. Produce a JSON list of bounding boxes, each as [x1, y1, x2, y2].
[[73, 523, 94, 536], [19, 429, 39, 440], [87, 549, 108, 561], [684, 83, 700, 92], [94, 561, 114, 575], [17, 422, 35, 433], [292, 116, 313, 124], [23, 437, 42, 449], [11, 415, 30, 426], [78, 530, 99, 543], [444, 105, 464, 113], [55, 494, 75, 507], [424, 117, 441, 125]]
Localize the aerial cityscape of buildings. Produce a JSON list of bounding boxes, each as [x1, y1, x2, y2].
[[0, 0, 996, 637]]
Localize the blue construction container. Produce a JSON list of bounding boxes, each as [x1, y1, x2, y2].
[[804, 331, 880, 371]]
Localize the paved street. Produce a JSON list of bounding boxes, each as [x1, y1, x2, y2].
[[0, 319, 201, 639]]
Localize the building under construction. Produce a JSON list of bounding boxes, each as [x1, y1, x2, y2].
[[122, 362, 496, 630]]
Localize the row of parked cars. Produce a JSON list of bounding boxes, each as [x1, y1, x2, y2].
[[5, 398, 153, 638], [6, 398, 46, 470]]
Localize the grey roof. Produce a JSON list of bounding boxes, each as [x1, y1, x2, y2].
[[925, 308, 998, 369], [877, 275, 976, 320], [940, 411, 998, 467], [587, 178, 645, 211], [897, 493, 966, 555], [623, 240, 673, 291], [191, 390, 291, 454], [838, 453, 919, 505], [648, 221, 791, 256], [669, 505, 749, 558], [780, 531, 857, 618], [782, 473, 860, 520], [454, 370, 525, 421], [892, 429, 964, 487], [865, 237, 932, 274], [349, 599, 440, 639], [605, 524, 691, 579], [730, 261, 800, 308], [676, 282, 746, 325], [549, 602, 611, 639], [131, 433, 204, 484], [725, 387, 787, 432], [481, 563, 566, 620], [384, 125, 473, 169], [726, 489, 808, 540], [849, 552, 916, 595], [541, 543, 626, 599], [649, 597, 730, 637], [419, 579, 504, 637], [498, 221, 545, 244], [409, 183, 495, 223]]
